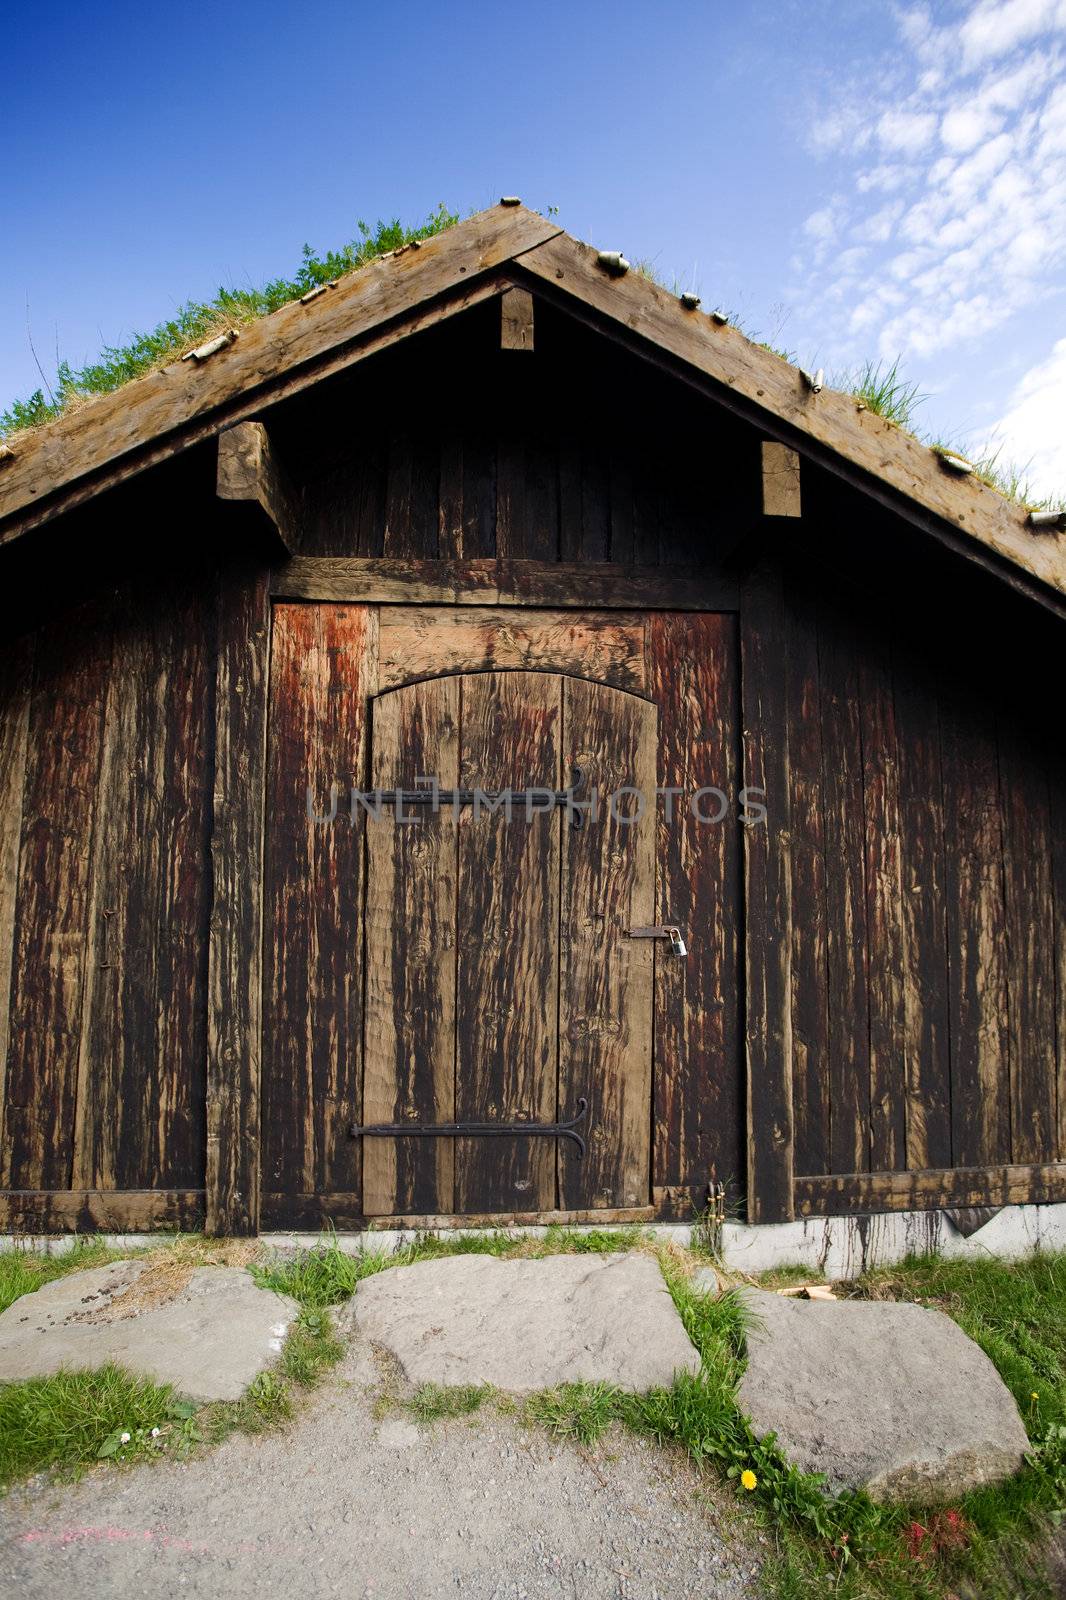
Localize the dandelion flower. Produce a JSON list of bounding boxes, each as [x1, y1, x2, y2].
[[740, 1469, 757, 1491], [119, 1432, 131, 1444], [1032, 1392, 1039, 1400]]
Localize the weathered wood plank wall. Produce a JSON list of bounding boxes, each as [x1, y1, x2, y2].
[[0, 573, 214, 1207], [783, 563, 1066, 1201], [284, 304, 758, 568], [0, 302, 1062, 1230]]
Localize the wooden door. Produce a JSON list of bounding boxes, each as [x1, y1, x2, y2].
[[362, 670, 656, 1217], [261, 602, 740, 1232]]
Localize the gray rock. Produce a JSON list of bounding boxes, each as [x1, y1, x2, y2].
[[737, 1287, 1029, 1503], [691, 1265, 724, 1298], [0, 1261, 298, 1402], [351, 1252, 700, 1394]]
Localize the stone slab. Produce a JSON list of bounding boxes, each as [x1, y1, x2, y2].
[[0, 1261, 298, 1402], [737, 1287, 1029, 1503], [350, 1252, 701, 1393], [691, 1265, 724, 1297]]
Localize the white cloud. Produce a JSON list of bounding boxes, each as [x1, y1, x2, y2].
[[957, 0, 1066, 69], [862, 201, 905, 241], [792, 0, 1066, 492], [877, 108, 939, 152], [941, 102, 1003, 149], [980, 336, 1066, 493], [803, 205, 838, 241], [856, 163, 908, 192]]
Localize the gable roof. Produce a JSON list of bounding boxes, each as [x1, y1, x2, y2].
[[1, 203, 1064, 612]]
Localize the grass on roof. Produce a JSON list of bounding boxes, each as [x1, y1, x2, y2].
[[1, 207, 1061, 513], [0, 204, 459, 439]]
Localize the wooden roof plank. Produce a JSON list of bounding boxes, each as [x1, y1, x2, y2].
[[0, 205, 1063, 609], [514, 232, 1066, 602], [1, 276, 504, 546], [0, 205, 561, 543]]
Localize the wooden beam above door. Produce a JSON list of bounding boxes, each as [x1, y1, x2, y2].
[[270, 556, 739, 609]]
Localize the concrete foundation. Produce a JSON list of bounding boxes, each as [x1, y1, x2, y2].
[[3, 1203, 1065, 1277]]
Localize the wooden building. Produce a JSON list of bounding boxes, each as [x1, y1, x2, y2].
[[0, 204, 1063, 1238]]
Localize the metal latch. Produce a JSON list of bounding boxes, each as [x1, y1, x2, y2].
[[628, 924, 687, 956]]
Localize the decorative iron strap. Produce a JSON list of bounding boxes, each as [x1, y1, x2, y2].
[[365, 767, 587, 826], [348, 1098, 589, 1158]]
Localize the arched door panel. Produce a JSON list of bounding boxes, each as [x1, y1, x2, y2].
[[362, 670, 656, 1216]]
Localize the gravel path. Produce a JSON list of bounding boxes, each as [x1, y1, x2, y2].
[[1, 1339, 764, 1600]]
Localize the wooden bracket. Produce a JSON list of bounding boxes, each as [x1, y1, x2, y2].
[[761, 441, 801, 518], [217, 421, 298, 556], [500, 285, 535, 352]]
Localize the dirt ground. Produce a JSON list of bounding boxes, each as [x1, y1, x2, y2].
[[0, 1337, 765, 1600]]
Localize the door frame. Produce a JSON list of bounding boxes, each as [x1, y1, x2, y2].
[[207, 556, 753, 1235]]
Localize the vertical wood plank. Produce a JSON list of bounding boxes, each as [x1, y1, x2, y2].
[[608, 450, 634, 565], [438, 430, 496, 560], [632, 468, 661, 566], [261, 604, 376, 1223], [0, 634, 32, 1174], [206, 564, 271, 1235], [558, 680, 656, 1208], [152, 582, 215, 1190], [558, 442, 582, 563], [1051, 745, 1066, 1161], [496, 434, 527, 561], [3, 609, 111, 1191], [437, 432, 464, 562], [72, 580, 214, 1191], [300, 435, 385, 558], [740, 559, 794, 1222], [362, 677, 459, 1215], [559, 444, 610, 563], [783, 588, 830, 1177], [648, 614, 742, 1196], [454, 672, 561, 1212], [893, 637, 952, 1171], [860, 638, 908, 1172], [522, 431, 560, 560], [941, 681, 1011, 1168], [999, 705, 1057, 1164], [817, 598, 871, 1176], [580, 448, 611, 562], [383, 433, 439, 558], [352, 437, 388, 558]]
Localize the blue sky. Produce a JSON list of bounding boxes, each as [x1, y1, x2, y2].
[[5, 0, 1066, 493]]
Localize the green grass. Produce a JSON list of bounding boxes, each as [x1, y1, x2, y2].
[[4, 202, 1060, 517], [0, 1226, 641, 1490], [524, 1265, 871, 1555], [0, 1241, 344, 1491], [952, 443, 1064, 512], [0, 1238, 126, 1314], [0, 205, 459, 439], [405, 1383, 491, 1423], [758, 1255, 1066, 1598], [503, 1252, 1066, 1599], [4, 1231, 1065, 1597], [0, 1364, 186, 1485], [250, 1222, 651, 1307], [841, 358, 927, 431]]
